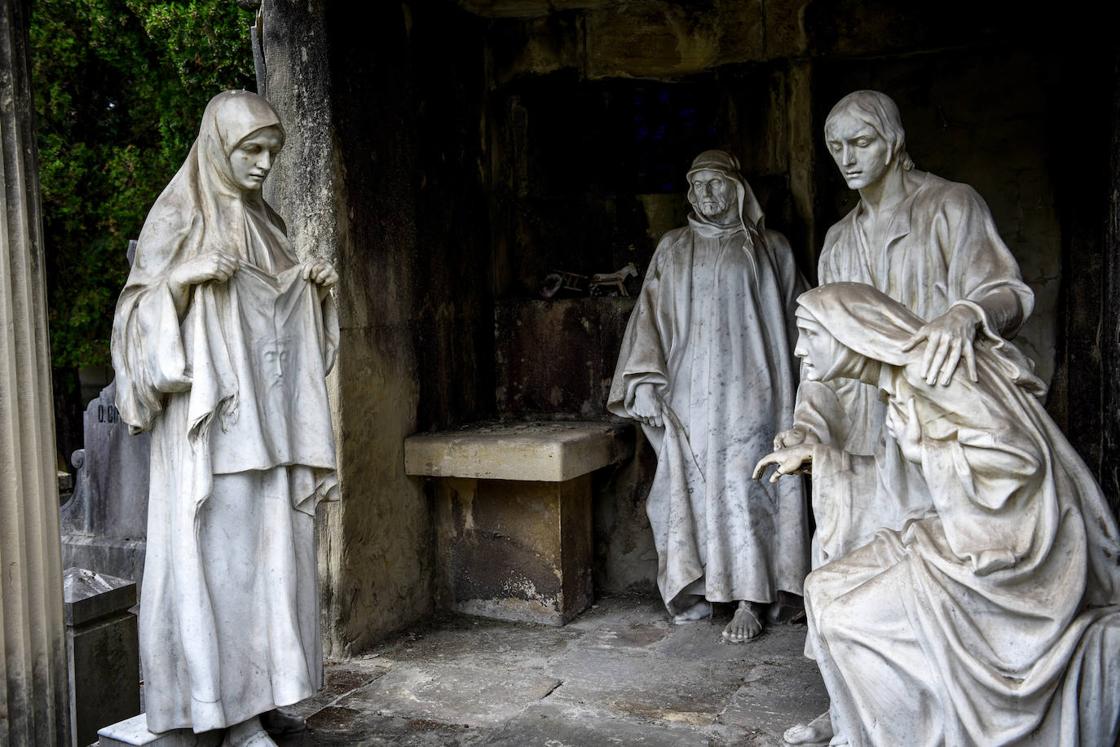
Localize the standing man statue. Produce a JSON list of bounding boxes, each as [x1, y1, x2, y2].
[[775, 90, 1035, 746], [608, 149, 809, 643]]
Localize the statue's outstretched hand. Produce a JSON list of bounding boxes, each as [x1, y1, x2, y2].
[[631, 383, 664, 428], [752, 445, 813, 484], [302, 258, 338, 287], [885, 398, 923, 463], [773, 425, 819, 451], [901, 304, 980, 386]]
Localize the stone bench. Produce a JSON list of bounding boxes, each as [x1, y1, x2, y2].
[[405, 421, 633, 626]]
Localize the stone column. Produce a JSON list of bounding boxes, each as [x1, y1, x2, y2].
[[0, 0, 71, 743], [1106, 50, 1120, 513]]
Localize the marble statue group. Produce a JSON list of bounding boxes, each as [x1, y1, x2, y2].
[[612, 90, 1120, 745], [110, 86, 1119, 746]]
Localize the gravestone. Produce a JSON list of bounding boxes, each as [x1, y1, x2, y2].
[[64, 568, 140, 747], [60, 241, 151, 586]]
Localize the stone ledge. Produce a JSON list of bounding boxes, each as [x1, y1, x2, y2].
[[405, 420, 633, 482]]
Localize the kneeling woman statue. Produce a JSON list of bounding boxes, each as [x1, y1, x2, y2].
[[112, 91, 339, 745], [756, 282, 1120, 746]]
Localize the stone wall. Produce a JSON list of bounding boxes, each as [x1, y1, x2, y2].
[[262, 0, 494, 656]]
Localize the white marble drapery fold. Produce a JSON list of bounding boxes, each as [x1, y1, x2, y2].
[[799, 284, 1120, 746], [112, 91, 338, 733]]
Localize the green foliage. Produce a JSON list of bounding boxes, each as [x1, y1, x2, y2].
[[31, 0, 256, 368]]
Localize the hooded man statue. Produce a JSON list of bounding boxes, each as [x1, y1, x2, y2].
[[607, 149, 809, 642]]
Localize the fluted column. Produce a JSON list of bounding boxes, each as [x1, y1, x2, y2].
[[0, 0, 71, 743]]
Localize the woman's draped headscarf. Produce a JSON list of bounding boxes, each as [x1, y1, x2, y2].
[[795, 283, 1044, 395], [112, 90, 292, 431]]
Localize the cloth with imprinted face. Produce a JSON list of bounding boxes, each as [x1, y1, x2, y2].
[[190, 261, 335, 488]]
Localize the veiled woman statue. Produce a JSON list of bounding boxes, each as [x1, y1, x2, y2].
[[756, 282, 1120, 746], [111, 90, 339, 745]]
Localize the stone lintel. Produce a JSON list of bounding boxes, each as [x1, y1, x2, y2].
[[405, 421, 633, 482]]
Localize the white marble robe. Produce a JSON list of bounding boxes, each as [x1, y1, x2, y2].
[[608, 217, 808, 612], [798, 285, 1120, 747], [111, 91, 338, 734], [794, 172, 1036, 566]]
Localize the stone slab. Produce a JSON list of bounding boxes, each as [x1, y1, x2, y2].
[[482, 701, 710, 746], [405, 421, 632, 481], [349, 663, 562, 728], [717, 656, 831, 740], [98, 713, 221, 746], [63, 567, 136, 626], [62, 534, 147, 592]]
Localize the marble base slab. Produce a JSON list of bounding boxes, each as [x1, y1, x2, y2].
[[98, 714, 221, 747]]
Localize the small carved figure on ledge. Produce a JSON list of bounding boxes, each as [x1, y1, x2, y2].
[[111, 91, 339, 746], [756, 283, 1120, 747], [608, 149, 809, 643]]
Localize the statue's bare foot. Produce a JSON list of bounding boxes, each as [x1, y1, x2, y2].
[[260, 708, 306, 735], [222, 716, 278, 747], [722, 601, 764, 643], [672, 600, 712, 624], [783, 710, 834, 746]]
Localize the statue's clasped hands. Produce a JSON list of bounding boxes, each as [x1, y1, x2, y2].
[[902, 304, 981, 386]]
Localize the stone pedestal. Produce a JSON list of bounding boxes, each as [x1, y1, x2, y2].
[[405, 421, 632, 625], [65, 568, 140, 747]]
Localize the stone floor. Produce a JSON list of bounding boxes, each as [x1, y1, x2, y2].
[[274, 593, 829, 746]]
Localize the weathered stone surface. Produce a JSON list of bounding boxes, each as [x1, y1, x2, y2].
[[374, 614, 580, 669], [717, 656, 830, 740], [61, 377, 151, 586], [406, 421, 632, 481], [263, 0, 495, 656], [432, 472, 593, 625], [62, 381, 150, 540], [484, 701, 710, 746], [1, 1, 70, 742], [495, 299, 635, 419], [270, 594, 827, 744], [69, 610, 140, 747], [276, 658, 393, 720], [350, 663, 561, 727], [585, 1, 765, 79], [459, 0, 607, 17]]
